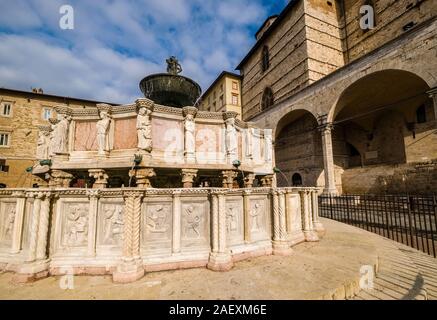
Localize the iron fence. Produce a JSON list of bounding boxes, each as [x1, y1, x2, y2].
[[318, 194, 437, 258]]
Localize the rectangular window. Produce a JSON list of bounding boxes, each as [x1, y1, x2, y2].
[[219, 95, 224, 107], [0, 159, 8, 173], [1, 103, 12, 117], [232, 94, 239, 105], [232, 81, 238, 90], [220, 84, 224, 93], [43, 108, 52, 120], [0, 133, 10, 146]]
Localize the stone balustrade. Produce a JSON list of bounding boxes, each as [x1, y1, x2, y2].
[[0, 187, 322, 283]]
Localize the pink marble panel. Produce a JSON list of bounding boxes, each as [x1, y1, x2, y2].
[[196, 123, 223, 153], [152, 117, 183, 152], [74, 121, 98, 151], [114, 117, 137, 150]]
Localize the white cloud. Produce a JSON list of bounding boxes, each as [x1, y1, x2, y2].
[[0, 0, 281, 102]]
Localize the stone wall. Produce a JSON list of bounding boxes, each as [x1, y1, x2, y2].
[[341, 161, 437, 194], [0, 187, 322, 283]]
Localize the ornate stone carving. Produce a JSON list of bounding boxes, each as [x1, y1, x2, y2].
[[136, 99, 154, 152], [225, 117, 238, 163], [102, 205, 124, 245], [181, 169, 198, 188], [1, 205, 16, 241], [244, 173, 256, 188], [226, 205, 238, 233], [36, 126, 51, 160], [146, 204, 170, 234], [64, 204, 89, 247], [221, 170, 237, 188], [250, 202, 261, 232], [89, 169, 108, 189], [129, 168, 155, 188], [48, 113, 71, 155], [96, 106, 112, 156], [48, 170, 73, 188], [183, 107, 197, 161], [183, 205, 201, 239], [260, 175, 274, 187], [264, 129, 273, 162]]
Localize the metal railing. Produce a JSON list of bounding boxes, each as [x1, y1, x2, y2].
[[319, 194, 437, 258]]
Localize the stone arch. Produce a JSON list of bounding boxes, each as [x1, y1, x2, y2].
[[328, 69, 431, 123], [275, 109, 324, 188]]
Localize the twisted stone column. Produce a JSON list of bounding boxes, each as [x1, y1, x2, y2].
[[301, 190, 319, 242], [113, 191, 145, 283], [272, 190, 292, 255], [207, 190, 233, 271]]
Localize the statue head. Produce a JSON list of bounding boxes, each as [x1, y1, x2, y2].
[[138, 107, 147, 116]]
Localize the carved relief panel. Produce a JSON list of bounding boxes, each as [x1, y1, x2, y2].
[[249, 196, 271, 241], [181, 199, 210, 250], [225, 197, 244, 246], [0, 200, 16, 247], [142, 200, 172, 253], [59, 202, 90, 250], [97, 201, 124, 251]]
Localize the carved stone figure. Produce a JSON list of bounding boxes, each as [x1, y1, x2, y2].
[[103, 206, 124, 245], [147, 205, 169, 233], [226, 206, 237, 233], [184, 114, 196, 156], [137, 107, 152, 152], [49, 114, 70, 155], [36, 130, 50, 160], [166, 56, 182, 75], [4, 207, 16, 239], [225, 118, 238, 160], [245, 127, 254, 159], [96, 111, 111, 155], [184, 205, 201, 238], [250, 203, 261, 232], [65, 205, 88, 247]]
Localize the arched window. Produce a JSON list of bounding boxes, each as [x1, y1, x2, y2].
[[416, 104, 427, 124], [261, 46, 270, 72], [261, 87, 274, 110], [292, 173, 303, 186]]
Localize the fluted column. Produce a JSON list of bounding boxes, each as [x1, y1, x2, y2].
[[272, 190, 292, 255], [172, 190, 182, 255], [113, 190, 144, 283], [10, 191, 26, 254], [207, 190, 233, 271], [301, 190, 319, 242], [318, 120, 338, 195]]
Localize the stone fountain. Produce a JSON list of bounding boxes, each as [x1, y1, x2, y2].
[[0, 57, 323, 284]]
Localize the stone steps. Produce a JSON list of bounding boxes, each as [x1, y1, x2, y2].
[[352, 235, 437, 300]]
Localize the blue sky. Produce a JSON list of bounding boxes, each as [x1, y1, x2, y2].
[[0, 0, 289, 103]]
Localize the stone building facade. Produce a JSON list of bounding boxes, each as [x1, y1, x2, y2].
[[0, 89, 114, 188], [237, 0, 437, 194], [198, 72, 242, 120]]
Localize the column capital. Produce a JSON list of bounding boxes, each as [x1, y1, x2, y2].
[[181, 169, 198, 188], [427, 87, 437, 98]]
